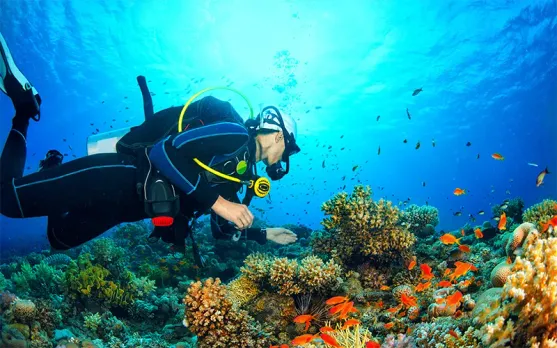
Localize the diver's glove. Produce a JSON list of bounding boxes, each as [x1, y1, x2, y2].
[[265, 228, 297, 245]]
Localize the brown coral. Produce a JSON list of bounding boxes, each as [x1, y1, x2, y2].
[[11, 299, 36, 323], [357, 263, 388, 290], [239, 254, 342, 296], [314, 186, 416, 266], [490, 260, 513, 288], [269, 257, 300, 296], [184, 278, 268, 348]]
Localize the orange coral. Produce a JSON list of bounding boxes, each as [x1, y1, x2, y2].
[[183, 278, 268, 347]]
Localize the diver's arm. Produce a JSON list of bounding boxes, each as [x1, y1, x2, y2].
[[210, 211, 267, 244], [148, 122, 249, 211]]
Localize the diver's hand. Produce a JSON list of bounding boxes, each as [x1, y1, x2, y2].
[[211, 196, 254, 229], [266, 228, 297, 245]]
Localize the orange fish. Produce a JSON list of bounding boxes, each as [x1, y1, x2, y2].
[[439, 233, 461, 245], [491, 153, 504, 160], [542, 215, 557, 232], [329, 303, 347, 315], [444, 269, 452, 277], [291, 334, 318, 346], [453, 188, 466, 196], [446, 291, 463, 306], [366, 342, 381, 348], [387, 306, 401, 313], [380, 285, 391, 291], [448, 329, 459, 338], [408, 260, 417, 270], [420, 264, 434, 280], [339, 301, 355, 319], [320, 326, 335, 333], [460, 229, 465, 236], [506, 256, 512, 264], [458, 245, 471, 253], [341, 319, 360, 329], [474, 228, 483, 239], [325, 296, 349, 305], [320, 333, 341, 348], [415, 281, 431, 292], [293, 314, 315, 331], [438, 280, 452, 287], [536, 167, 549, 187], [400, 293, 418, 307], [450, 261, 474, 281], [498, 212, 507, 230], [384, 322, 394, 329], [376, 300, 384, 308]]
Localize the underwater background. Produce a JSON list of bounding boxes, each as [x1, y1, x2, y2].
[[0, 0, 556, 347]]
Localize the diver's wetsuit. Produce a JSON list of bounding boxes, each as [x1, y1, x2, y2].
[[0, 96, 267, 249]]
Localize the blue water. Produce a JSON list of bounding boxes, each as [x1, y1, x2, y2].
[[1, 0, 556, 254]]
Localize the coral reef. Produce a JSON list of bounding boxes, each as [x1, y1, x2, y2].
[[522, 199, 557, 231], [312, 185, 416, 267], [240, 253, 342, 296], [399, 204, 440, 237], [475, 225, 557, 347], [183, 278, 268, 347]]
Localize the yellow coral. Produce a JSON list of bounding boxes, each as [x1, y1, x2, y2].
[[298, 256, 341, 292], [240, 253, 271, 283], [227, 275, 260, 307], [522, 199, 557, 232], [478, 226, 557, 347]]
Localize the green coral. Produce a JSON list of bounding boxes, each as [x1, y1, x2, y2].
[[399, 204, 440, 237], [84, 312, 102, 331], [522, 199, 557, 232], [312, 185, 416, 267], [11, 261, 63, 296], [64, 254, 135, 307]]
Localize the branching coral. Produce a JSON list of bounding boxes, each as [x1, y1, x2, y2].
[[239, 254, 342, 296], [413, 319, 480, 348], [399, 204, 440, 237], [522, 199, 557, 232], [313, 186, 416, 267], [476, 226, 557, 347], [11, 261, 63, 296], [183, 278, 268, 348]]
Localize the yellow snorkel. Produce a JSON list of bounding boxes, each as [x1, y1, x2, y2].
[[179, 87, 270, 198]]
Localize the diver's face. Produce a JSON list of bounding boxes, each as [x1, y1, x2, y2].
[[263, 131, 286, 165]]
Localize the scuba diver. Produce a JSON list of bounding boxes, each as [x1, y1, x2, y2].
[[0, 32, 299, 259]]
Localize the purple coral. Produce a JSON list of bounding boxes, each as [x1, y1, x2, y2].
[[381, 334, 417, 348]]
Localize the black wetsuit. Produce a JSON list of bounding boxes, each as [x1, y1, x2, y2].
[[0, 96, 267, 250]]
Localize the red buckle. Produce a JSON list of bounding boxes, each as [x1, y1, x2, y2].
[[152, 216, 174, 227]]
